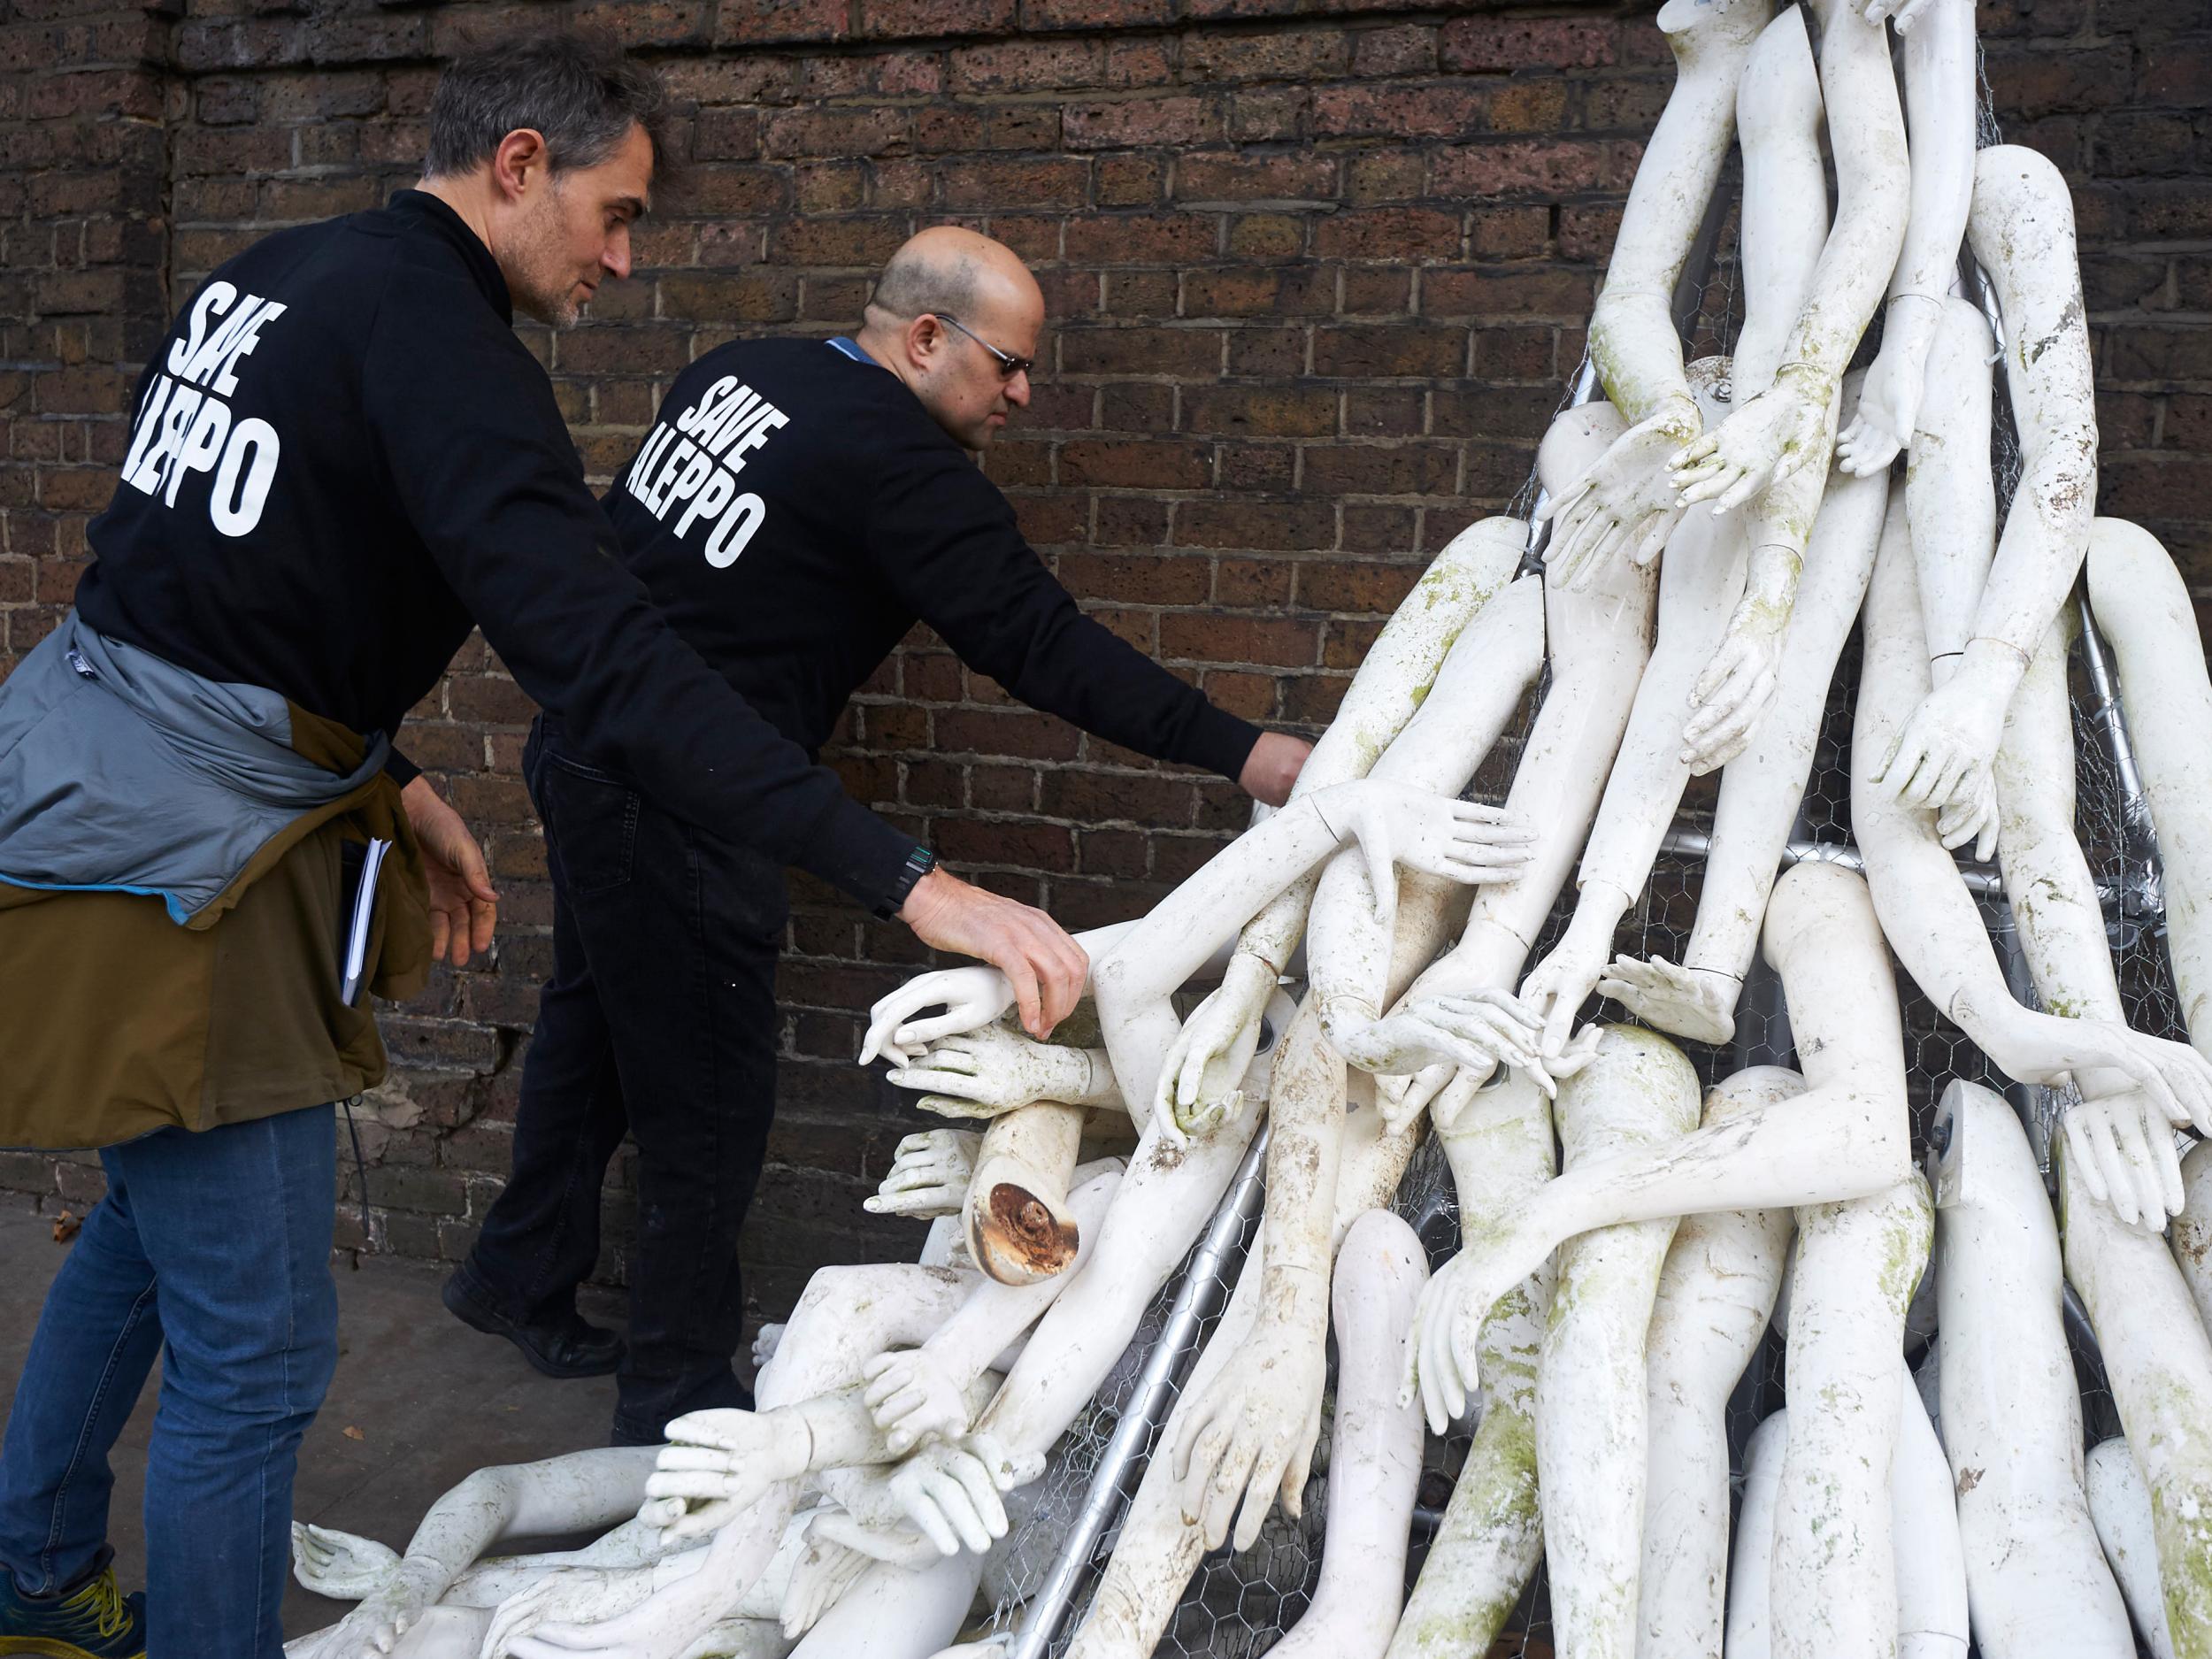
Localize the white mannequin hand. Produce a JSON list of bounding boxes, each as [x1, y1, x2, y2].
[[1987, 1007, 2212, 1137], [2062, 1092, 2187, 1229], [1334, 989, 1546, 1087], [1540, 405, 1699, 590], [478, 1565, 658, 1659], [290, 1522, 403, 1602], [1682, 613, 1784, 772], [862, 1347, 972, 1455], [642, 1410, 800, 1542], [1519, 904, 1622, 1056], [1873, 671, 2010, 814], [1402, 1217, 1556, 1434], [806, 1502, 942, 1571], [780, 1521, 873, 1638], [749, 1323, 786, 1371], [1168, 1310, 1327, 1552], [864, 1129, 981, 1220], [885, 1024, 1101, 1118], [1835, 341, 1921, 477], [861, 967, 1015, 1066], [291, 1525, 434, 1659], [1671, 374, 1832, 512], [1314, 781, 1536, 939], [1934, 770, 2000, 863], [1858, 0, 1941, 29], [1153, 950, 1274, 1141], [1596, 955, 1739, 1046], [885, 1436, 1023, 1557]]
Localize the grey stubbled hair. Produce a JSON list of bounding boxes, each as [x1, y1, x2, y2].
[[424, 29, 678, 187]]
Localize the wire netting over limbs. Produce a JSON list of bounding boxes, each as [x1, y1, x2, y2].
[[976, 44, 2181, 1659]]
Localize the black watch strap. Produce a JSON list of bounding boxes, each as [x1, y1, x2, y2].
[[877, 845, 938, 920]]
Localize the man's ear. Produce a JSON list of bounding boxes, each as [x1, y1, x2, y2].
[[490, 128, 551, 204]]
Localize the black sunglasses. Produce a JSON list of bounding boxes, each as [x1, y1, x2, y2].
[[932, 313, 1035, 380]]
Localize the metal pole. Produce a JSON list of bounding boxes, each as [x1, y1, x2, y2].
[[1002, 1121, 1272, 1659]]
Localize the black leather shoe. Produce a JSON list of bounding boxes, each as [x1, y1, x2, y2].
[[442, 1272, 624, 1380]]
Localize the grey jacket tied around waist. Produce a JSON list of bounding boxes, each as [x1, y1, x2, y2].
[[0, 611, 389, 924]]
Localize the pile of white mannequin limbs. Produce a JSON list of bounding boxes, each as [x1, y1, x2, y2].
[[288, 3, 2212, 1655]]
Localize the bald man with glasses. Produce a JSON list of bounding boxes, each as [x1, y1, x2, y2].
[[448, 225, 1311, 1446]]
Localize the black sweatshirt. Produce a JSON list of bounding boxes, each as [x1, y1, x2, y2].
[[601, 337, 1259, 787], [76, 191, 930, 911]]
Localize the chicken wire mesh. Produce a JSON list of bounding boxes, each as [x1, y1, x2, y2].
[[967, 38, 2180, 1659]]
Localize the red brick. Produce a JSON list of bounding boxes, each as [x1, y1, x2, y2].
[[1064, 96, 1220, 151], [1440, 16, 1617, 73], [1314, 81, 1485, 140]]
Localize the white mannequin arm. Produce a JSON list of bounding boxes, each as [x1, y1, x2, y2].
[[2088, 517, 2212, 1056], [1409, 860, 1916, 1429], [1852, 526, 2212, 1127], [1156, 517, 1529, 1125], [1548, 0, 1773, 588], [1671, 0, 1909, 511], [1601, 461, 1889, 1042], [1837, 0, 1979, 475]]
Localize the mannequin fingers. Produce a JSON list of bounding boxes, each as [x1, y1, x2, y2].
[[2086, 1110, 2140, 1226], [1402, 1062, 1452, 1115], [1169, 1402, 1225, 1484], [1711, 465, 1773, 516], [2149, 1110, 2188, 1217], [902, 1477, 965, 1557], [1453, 800, 1536, 835], [1429, 1066, 1485, 1132], [1200, 1432, 1263, 1549], [1630, 509, 1673, 568], [945, 1458, 1010, 1548], [662, 1409, 755, 1451], [1232, 1451, 1293, 1553], [652, 1446, 741, 1475], [2105, 1105, 2165, 1225], [894, 1009, 994, 1051], [1669, 430, 1721, 472], [861, 1349, 907, 1387], [1437, 989, 1542, 1027], [2062, 1114, 2110, 1209]]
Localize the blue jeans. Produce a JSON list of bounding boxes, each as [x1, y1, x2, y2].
[[0, 1103, 339, 1658]]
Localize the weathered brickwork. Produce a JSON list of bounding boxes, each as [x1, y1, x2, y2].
[[0, 0, 2206, 1315]]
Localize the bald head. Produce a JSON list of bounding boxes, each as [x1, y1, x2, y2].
[[855, 226, 1044, 450], [866, 226, 1041, 331]]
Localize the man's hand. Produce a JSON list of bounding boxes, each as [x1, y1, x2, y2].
[[400, 774, 497, 969], [897, 866, 1087, 1042], [1239, 732, 1312, 808]]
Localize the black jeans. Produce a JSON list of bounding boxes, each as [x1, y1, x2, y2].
[[458, 717, 787, 1441]]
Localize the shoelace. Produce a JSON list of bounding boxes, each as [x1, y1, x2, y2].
[[58, 1571, 129, 1640]]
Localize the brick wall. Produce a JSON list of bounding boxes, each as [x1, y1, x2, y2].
[[1, 0, 2206, 1317]]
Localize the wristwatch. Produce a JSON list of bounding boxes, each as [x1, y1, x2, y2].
[[878, 845, 938, 920]]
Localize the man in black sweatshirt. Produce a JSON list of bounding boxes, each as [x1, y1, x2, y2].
[[0, 37, 1107, 1659], [448, 226, 1313, 1445]]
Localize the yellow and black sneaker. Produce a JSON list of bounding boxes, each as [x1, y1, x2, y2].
[[0, 1563, 146, 1658]]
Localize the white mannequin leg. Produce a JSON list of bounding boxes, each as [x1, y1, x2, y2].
[[2174, 1140, 2212, 1335], [1263, 1211, 1428, 1659], [1891, 1377, 1968, 1659], [1536, 1025, 1702, 1659], [1638, 1067, 1802, 1656], [1930, 1079, 2132, 1657], [1769, 1176, 1930, 1659], [2086, 1439, 2182, 1659], [1723, 1407, 1789, 1659], [1385, 1070, 1557, 1659]]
